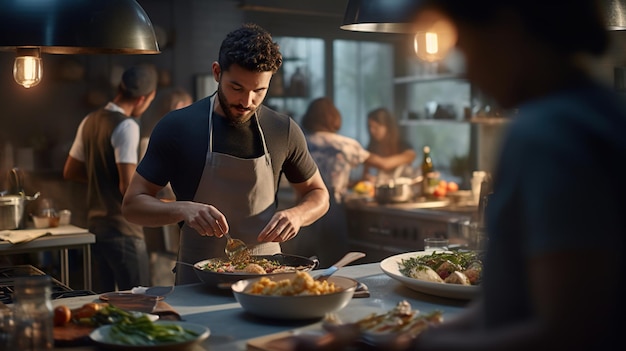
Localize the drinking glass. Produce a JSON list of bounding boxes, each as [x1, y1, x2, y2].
[[424, 237, 449, 252]]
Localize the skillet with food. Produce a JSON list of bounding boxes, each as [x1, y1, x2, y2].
[[193, 253, 319, 288]]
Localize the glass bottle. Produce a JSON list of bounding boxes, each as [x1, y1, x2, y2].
[[12, 276, 53, 350], [421, 146, 436, 197], [421, 146, 434, 176]]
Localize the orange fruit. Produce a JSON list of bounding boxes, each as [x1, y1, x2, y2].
[[54, 305, 72, 326]]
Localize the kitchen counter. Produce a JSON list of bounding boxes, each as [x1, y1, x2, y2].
[[0, 225, 94, 290], [51, 263, 471, 351], [344, 196, 477, 219], [344, 198, 475, 262]]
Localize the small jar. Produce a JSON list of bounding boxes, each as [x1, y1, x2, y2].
[[12, 276, 53, 350]]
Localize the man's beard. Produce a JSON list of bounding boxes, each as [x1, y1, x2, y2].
[[216, 85, 256, 125]]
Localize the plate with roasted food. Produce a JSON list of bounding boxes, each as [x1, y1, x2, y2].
[[380, 250, 483, 299], [193, 253, 318, 288], [321, 300, 443, 347]]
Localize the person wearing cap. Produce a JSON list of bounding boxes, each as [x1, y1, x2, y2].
[[64, 64, 157, 293], [121, 23, 330, 285]]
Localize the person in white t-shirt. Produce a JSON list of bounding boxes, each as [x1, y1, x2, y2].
[[63, 64, 157, 293]]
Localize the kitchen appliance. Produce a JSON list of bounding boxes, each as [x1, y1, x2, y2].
[[0, 265, 95, 305], [346, 203, 472, 263]]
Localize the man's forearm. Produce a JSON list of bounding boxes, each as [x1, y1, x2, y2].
[[122, 195, 186, 227], [292, 188, 330, 227]]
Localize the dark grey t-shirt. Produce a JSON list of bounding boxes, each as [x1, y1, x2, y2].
[[484, 80, 626, 340], [137, 96, 318, 202]]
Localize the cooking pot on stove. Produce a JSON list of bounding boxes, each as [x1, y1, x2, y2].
[[374, 176, 423, 204], [0, 192, 41, 230], [0, 168, 40, 230]]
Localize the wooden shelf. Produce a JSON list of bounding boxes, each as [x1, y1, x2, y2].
[[399, 117, 510, 126], [394, 74, 465, 84]]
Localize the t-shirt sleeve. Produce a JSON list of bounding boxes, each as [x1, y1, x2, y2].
[[111, 119, 140, 164], [347, 138, 370, 167], [282, 120, 319, 184]]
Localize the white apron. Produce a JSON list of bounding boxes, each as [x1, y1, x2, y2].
[[175, 94, 280, 284]]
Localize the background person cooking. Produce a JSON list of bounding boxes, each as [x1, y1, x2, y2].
[[64, 64, 157, 293], [298, 97, 417, 267], [362, 107, 416, 183], [121, 23, 329, 285]]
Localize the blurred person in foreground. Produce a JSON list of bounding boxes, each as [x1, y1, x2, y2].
[[299, 97, 419, 267], [64, 64, 157, 293], [289, 0, 626, 350], [362, 107, 416, 182], [121, 23, 329, 284]]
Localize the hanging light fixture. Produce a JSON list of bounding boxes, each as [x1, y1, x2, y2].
[[0, 0, 160, 88], [412, 9, 456, 63], [604, 0, 626, 30], [341, 0, 457, 63], [341, 0, 422, 33]]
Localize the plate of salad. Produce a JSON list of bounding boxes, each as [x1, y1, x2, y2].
[[89, 318, 210, 350], [380, 250, 483, 300]]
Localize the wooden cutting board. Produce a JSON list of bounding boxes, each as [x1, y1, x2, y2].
[[246, 330, 299, 351], [54, 323, 95, 346]]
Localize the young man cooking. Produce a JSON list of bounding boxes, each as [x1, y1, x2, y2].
[[121, 23, 330, 284]]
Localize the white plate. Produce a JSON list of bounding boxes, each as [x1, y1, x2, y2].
[[89, 321, 210, 350], [380, 251, 481, 300]]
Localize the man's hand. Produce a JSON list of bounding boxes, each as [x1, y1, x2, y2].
[[179, 201, 229, 237], [257, 209, 302, 242]]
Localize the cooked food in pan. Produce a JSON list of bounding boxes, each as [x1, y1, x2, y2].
[[198, 256, 309, 275]]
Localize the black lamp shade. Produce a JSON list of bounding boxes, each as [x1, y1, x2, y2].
[[341, 0, 423, 33], [0, 0, 159, 54]]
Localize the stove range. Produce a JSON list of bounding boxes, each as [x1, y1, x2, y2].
[[0, 265, 96, 305]]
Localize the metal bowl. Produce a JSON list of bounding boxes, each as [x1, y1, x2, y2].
[[231, 273, 358, 320], [193, 253, 318, 288]]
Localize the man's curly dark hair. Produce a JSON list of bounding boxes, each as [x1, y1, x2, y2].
[[218, 23, 283, 73]]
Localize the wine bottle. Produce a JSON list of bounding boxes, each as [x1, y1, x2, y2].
[[421, 146, 436, 197], [421, 146, 434, 176]]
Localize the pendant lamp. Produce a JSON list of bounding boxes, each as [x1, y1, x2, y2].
[[340, 0, 421, 33], [0, 0, 160, 88], [605, 0, 626, 30], [341, 0, 626, 63], [342, 0, 626, 32], [342, 0, 456, 62]]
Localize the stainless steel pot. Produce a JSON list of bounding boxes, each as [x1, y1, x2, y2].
[[0, 192, 40, 230], [374, 176, 423, 204]]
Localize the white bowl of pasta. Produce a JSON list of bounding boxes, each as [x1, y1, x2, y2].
[[231, 271, 358, 320]]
